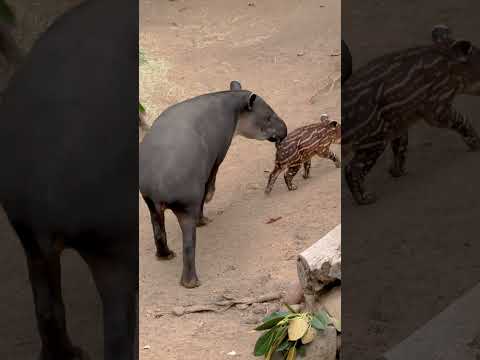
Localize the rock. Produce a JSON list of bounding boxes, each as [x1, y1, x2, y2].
[[314, 286, 341, 323], [267, 303, 281, 314], [297, 225, 341, 294], [244, 314, 262, 325], [284, 280, 305, 305], [236, 303, 249, 310], [303, 325, 337, 360], [251, 303, 267, 315], [172, 306, 185, 316]]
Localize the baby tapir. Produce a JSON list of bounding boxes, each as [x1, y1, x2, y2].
[[139, 81, 287, 288], [265, 114, 341, 193], [342, 25, 480, 205]]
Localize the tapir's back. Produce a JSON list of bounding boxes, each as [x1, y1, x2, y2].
[[0, 0, 137, 237]]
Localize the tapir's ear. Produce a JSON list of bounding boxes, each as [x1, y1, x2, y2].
[[450, 40, 473, 63], [432, 24, 451, 45], [329, 120, 338, 128], [230, 80, 242, 90], [248, 93, 257, 110]]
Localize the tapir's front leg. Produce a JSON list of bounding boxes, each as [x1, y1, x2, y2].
[[174, 207, 201, 288], [425, 105, 480, 150]]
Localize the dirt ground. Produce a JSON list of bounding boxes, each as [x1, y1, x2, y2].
[[139, 1, 340, 359]]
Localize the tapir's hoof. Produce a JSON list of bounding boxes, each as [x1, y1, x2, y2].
[[302, 174, 310, 179], [38, 347, 90, 360], [180, 276, 201, 289], [467, 143, 480, 152], [389, 167, 407, 178], [197, 216, 212, 227], [355, 192, 377, 205], [156, 250, 176, 260], [264, 188, 272, 195], [287, 184, 298, 191]]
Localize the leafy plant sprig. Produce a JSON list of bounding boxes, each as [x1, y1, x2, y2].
[[253, 304, 340, 359]]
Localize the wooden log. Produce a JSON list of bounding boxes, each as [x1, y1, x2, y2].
[[297, 224, 341, 295]]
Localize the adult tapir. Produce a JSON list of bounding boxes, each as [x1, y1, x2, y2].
[[0, 1, 137, 359], [139, 81, 287, 288]]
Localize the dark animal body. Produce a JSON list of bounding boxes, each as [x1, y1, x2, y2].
[[341, 39, 352, 84], [139, 81, 287, 288], [0, 1, 138, 360], [265, 115, 341, 193], [342, 25, 480, 205]]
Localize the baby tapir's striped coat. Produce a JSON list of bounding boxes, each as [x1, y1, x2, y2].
[[265, 114, 341, 193]]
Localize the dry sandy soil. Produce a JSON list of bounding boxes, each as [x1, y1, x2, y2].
[[139, 1, 340, 359]]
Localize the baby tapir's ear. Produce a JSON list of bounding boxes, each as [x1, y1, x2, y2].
[[432, 24, 452, 45], [329, 121, 339, 127], [450, 40, 473, 63], [247, 93, 257, 110], [230, 80, 242, 90]]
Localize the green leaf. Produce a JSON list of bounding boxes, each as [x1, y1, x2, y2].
[[255, 312, 288, 331], [297, 345, 306, 357], [310, 316, 326, 331], [276, 337, 291, 352], [254, 328, 276, 356], [0, 1, 15, 25], [139, 103, 146, 113], [314, 311, 332, 327], [286, 346, 296, 360], [284, 303, 298, 314], [139, 49, 148, 65]]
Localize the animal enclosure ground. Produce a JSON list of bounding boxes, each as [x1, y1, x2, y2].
[[139, 1, 340, 359]]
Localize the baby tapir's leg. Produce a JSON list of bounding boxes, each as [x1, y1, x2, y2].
[[323, 149, 341, 168], [284, 163, 302, 191], [303, 159, 311, 179], [345, 142, 386, 205], [389, 132, 408, 177], [265, 164, 284, 194], [425, 105, 480, 150]]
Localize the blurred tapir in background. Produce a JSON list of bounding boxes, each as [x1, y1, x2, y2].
[[0, 0, 138, 359]]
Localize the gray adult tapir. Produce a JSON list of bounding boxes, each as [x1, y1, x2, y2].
[[139, 81, 287, 288], [0, 1, 137, 360]]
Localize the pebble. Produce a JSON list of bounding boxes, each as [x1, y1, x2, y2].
[[172, 306, 185, 316], [244, 315, 262, 325], [251, 303, 267, 315], [236, 303, 249, 310]]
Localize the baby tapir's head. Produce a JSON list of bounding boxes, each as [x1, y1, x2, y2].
[[232, 80, 288, 143], [431, 25, 480, 96], [320, 114, 341, 144]]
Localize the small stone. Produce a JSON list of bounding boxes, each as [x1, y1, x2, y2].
[[267, 303, 281, 313], [143, 345, 151, 350], [236, 303, 249, 310], [223, 292, 235, 300], [251, 303, 267, 315], [227, 350, 237, 356], [172, 306, 185, 316], [297, 50, 305, 56], [244, 314, 262, 325]]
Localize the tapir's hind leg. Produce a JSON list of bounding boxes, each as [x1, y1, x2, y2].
[[173, 206, 201, 288], [198, 164, 220, 227], [13, 224, 88, 360], [142, 196, 175, 260]]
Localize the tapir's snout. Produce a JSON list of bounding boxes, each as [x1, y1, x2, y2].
[[268, 117, 287, 142]]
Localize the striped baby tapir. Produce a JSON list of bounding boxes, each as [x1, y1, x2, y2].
[[342, 25, 480, 205], [265, 114, 341, 194]]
